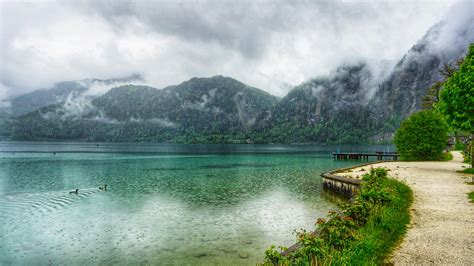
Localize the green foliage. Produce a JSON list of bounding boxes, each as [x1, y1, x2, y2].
[[437, 43, 474, 166], [440, 152, 453, 161], [264, 245, 286, 265], [454, 140, 465, 151], [262, 168, 412, 265], [422, 58, 464, 110], [394, 110, 448, 160], [468, 192, 474, 203], [461, 168, 474, 174], [437, 44, 474, 133], [352, 168, 392, 206], [422, 81, 443, 110]]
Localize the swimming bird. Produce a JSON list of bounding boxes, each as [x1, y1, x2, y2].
[[69, 188, 78, 194], [99, 185, 107, 191]]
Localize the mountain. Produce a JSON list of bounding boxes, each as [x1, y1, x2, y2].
[[10, 81, 87, 116], [372, 19, 474, 123], [0, 109, 12, 139], [6, 13, 474, 144], [8, 74, 144, 116], [259, 15, 473, 144], [260, 63, 382, 143], [11, 76, 279, 143]]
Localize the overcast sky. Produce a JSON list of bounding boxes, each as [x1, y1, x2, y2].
[[0, 0, 468, 99]]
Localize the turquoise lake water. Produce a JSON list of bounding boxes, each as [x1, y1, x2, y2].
[[0, 142, 391, 265]]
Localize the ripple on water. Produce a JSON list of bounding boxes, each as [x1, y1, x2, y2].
[[0, 147, 373, 264]]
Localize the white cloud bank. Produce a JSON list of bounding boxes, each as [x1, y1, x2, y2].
[[0, 0, 469, 99]]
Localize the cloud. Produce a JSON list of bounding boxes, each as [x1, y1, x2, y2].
[[79, 75, 146, 96], [0, 0, 467, 99], [432, 1, 474, 57], [0, 83, 11, 108]]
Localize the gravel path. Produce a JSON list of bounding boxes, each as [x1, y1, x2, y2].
[[336, 151, 473, 265]]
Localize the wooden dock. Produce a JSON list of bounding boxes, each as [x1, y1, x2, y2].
[[333, 152, 399, 160]]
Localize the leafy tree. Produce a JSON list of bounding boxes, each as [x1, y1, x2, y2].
[[394, 110, 448, 160], [422, 81, 443, 110], [437, 44, 474, 166], [422, 58, 464, 110]]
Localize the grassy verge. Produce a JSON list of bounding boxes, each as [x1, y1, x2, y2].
[[460, 168, 474, 174], [468, 192, 474, 203], [440, 152, 453, 161], [261, 168, 413, 265]]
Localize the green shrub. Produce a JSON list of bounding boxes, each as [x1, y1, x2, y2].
[[440, 152, 453, 161], [461, 168, 474, 174], [468, 192, 474, 203], [394, 110, 448, 160], [454, 141, 465, 151]]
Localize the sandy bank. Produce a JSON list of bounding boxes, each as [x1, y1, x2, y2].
[[335, 151, 473, 265]]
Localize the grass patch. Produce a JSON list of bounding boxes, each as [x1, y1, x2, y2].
[[462, 151, 472, 164], [460, 168, 474, 174], [459, 167, 474, 184], [440, 152, 453, 161], [468, 192, 474, 203], [463, 156, 470, 164], [261, 168, 413, 265], [399, 152, 452, 162]]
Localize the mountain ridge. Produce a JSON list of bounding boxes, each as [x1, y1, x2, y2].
[[10, 76, 279, 143], [4, 15, 473, 143]]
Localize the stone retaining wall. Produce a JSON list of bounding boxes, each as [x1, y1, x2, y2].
[[321, 161, 380, 197]]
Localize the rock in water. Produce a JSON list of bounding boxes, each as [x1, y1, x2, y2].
[[238, 252, 249, 259]]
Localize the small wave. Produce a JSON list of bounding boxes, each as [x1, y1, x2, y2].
[[0, 188, 104, 229]]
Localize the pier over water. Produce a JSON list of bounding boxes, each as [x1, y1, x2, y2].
[[333, 152, 399, 160]]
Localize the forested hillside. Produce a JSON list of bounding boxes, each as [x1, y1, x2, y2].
[[11, 76, 278, 143]]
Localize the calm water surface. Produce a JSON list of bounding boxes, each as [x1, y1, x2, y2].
[[0, 142, 391, 265]]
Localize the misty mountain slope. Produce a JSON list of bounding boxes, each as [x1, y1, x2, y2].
[[8, 74, 144, 116], [261, 63, 383, 143], [10, 81, 88, 117], [0, 110, 12, 139], [92, 76, 279, 132], [374, 23, 461, 116], [368, 17, 474, 141], [11, 76, 279, 142], [263, 15, 473, 144]]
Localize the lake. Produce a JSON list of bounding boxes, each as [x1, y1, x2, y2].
[[0, 142, 391, 264]]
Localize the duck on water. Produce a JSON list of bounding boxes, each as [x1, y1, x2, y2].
[[68, 185, 107, 195]]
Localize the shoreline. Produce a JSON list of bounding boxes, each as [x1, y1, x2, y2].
[[332, 151, 473, 264], [281, 159, 397, 256]]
